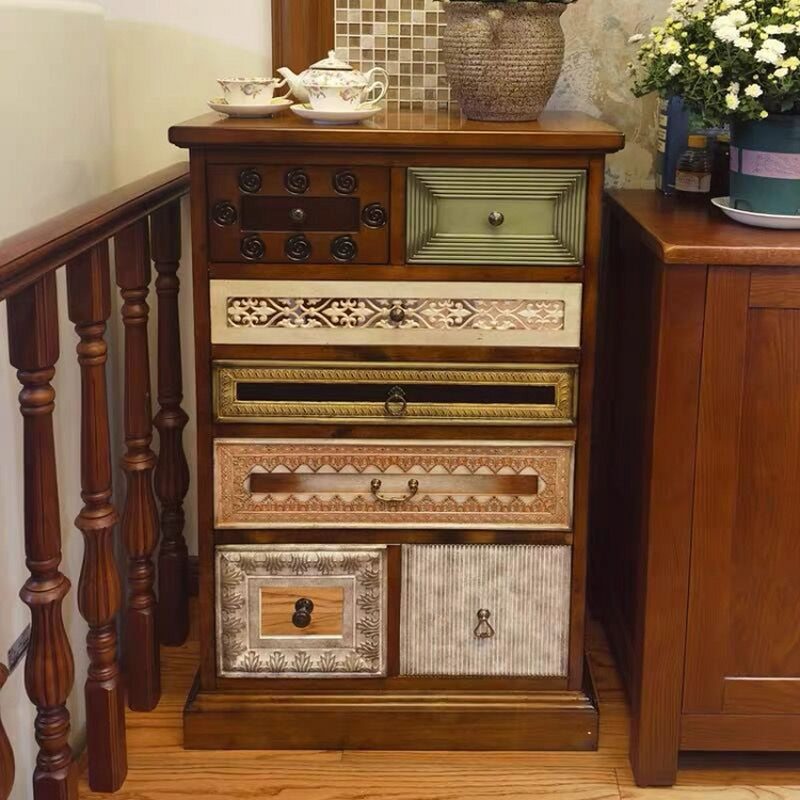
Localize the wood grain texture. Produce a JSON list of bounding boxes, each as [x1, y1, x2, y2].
[[260, 586, 344, 637], [7, 273, 79, 800], [78, 604, 800, 800], [169, 111, 626, 152], [114, 219, 161, 712], [0, 163, 188, 302], [271, 0, 335, 76], [65, 244, 127, 792], [0, 665, 13, 800], [151, 201, 191, 647], [607, 190, 800, 266]]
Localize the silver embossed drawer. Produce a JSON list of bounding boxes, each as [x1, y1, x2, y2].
[[210, 280, 583, 348], [400, 544, 571, 677], [216, 545, 387, 678]]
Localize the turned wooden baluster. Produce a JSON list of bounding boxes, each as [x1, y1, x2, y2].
[[0, 665, 14, 800], [115, 219, 161, 711], [150, 202, 190, 646], [7, 273, 78, 800], [65, 244, 128, 791]]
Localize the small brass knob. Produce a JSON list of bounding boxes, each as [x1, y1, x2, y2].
[[290, 207, 307, 223], [292, 598, 314, 629], [389, 305, 406, 324], [488, 211, 505, 227]]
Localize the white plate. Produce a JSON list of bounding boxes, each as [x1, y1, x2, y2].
[[712, 196, 800, 230], [208, 96, 293, 118], [290, 103, 382, 125]]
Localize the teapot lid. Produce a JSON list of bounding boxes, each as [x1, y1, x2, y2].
[[310, 50, 354, 71]]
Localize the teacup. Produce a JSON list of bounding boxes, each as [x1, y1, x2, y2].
[[306, 70, 388, 113], [217, 77, 289, 106]]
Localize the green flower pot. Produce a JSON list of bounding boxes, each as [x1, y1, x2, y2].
[[730, 115, 800, 216]]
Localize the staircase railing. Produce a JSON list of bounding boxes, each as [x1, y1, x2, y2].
[[0, 162, 191, 799]]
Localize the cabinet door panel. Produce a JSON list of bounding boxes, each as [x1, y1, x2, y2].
[[684, 268, 800, 715]]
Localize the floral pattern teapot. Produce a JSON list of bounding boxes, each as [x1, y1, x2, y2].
[[278, 51, 389, 111]]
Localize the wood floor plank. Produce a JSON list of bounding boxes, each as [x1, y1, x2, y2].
[[77, 608, 800, 799]]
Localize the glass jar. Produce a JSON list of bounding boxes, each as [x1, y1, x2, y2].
[[675, 134, 712, 197]]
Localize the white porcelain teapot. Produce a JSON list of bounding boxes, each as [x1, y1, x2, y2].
[[278, 51, 389, 111]]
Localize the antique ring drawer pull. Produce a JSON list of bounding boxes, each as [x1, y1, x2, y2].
[[384, 386, 407, 417], [488, 211, 505, 227], [473, 609, 496, 640], [289, 207, 307, 224], [388, 305, 406, 325], [292, 598, 314, 629], [370, 478, 419, 503]]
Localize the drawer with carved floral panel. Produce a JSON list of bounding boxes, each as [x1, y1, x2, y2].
[[216, 545, 387, 678], [207, 164, 389, 264], [213, 438, 575, 531], [210, 280, 583, 348]]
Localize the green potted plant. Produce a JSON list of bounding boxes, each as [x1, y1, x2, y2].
[[440, 0, 579, 122], [629, 0, 800, 216]]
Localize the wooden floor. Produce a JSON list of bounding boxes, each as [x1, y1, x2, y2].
[[80, 606, 800, 800]]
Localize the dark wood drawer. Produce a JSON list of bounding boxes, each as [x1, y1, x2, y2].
[[213, 361, 578, 426], [207, 164, 390, 264]]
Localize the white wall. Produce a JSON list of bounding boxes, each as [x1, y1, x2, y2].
[[0, 3, 112, 799]]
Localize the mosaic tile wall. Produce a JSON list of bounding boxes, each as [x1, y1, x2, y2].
[[334, 0, 452, 108]]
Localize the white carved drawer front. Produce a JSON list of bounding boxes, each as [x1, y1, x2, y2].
[[216, 545, 387, 678], [401, 544, 571, 677], [214, 438, 575, 530], [210, 280, 583, 348]]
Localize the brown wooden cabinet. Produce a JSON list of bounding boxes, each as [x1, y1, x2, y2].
[[596, 190, 800, 787], [170, 109, 623, 751]]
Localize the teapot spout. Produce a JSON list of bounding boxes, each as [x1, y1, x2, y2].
[[277, 67, 310, 104]]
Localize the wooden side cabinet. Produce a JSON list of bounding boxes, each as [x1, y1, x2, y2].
[[595, 189, 800, 786]]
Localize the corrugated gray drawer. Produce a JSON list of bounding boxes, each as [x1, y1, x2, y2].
[[401, 544, 571, 677]]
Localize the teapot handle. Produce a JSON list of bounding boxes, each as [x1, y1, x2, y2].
[[364, 67, 389, 104], [274, 77, 292, 99]]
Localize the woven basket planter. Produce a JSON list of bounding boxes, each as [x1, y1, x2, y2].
[[442, 2, 567, 122]]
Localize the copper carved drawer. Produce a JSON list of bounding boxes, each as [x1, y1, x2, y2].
[[212, 361, 578, 426], [207, 164, 390, 264], [213, 438, 575, 530]]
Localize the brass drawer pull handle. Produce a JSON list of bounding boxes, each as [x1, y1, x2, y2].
[[488, 211, 505, 227], [384, 386, 407, 417], [370, 478, 419, 503], [292, 598, 314, 629], [474, 609, 496, 640], [289, 207, 307, 224]]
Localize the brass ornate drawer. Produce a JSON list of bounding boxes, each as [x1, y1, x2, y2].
[[216, 545, 387, 678], [207, 165, 389, 264], [213, 361, 578, 426], [210, 280, 583, 348], [400, 544, 571, 677], [406, 168, 587, 266], [214, 439, 574, 530]]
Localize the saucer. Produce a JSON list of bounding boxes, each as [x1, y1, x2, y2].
[[208, 96, 293, 118], [290, 103, 382, 125], [712, 196, 800, 229]]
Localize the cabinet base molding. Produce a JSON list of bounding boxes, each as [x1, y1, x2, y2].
[[680, 714, 800, 751], [184, 672, 599, 751]]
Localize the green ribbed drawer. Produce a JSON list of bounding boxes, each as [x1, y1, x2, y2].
[[406, 167, 587, 266]]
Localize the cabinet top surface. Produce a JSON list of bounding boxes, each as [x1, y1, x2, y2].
[[609, 189, 800, 267], [169, 109, 624, 152]]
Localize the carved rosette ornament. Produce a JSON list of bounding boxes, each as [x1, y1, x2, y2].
[[240, 235, 266, 261], [331, 235, 358, 262], [285, 168, 310, 194], [333, 170, 358, 194], [212, 201, 237, 226], [238, 168, 262, 194], [216, 546, 387, 678], [361, 203, 387, 229], [285, 234, 312, 262]]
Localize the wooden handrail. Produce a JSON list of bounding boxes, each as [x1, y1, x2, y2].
[[0, 162, 189, 302]]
